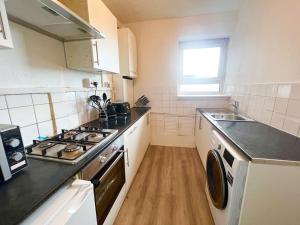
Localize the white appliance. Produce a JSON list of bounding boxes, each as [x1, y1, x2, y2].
[[205, 130, 249, 225], [21, 179, 97, 225]]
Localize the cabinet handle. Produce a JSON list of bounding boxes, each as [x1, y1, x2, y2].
[[199, 116, 202, 130], [125, 148, 129, 167], [92, 42, 99, 65]]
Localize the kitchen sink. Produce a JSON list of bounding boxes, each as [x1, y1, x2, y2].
[[206, 113, 253, 121]]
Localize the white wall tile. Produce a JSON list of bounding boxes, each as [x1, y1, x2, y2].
[[32, 94, 49, 105], [6, 95, 33, 108], [51, 92, 76, 103], [34, 104, 51, 123], [283, 118, 300, 136], [274, 98, 288, 114], [277, 84, 291, 98], [286, 100, 300, 118], [56, 114, 79, 131], [227, 82, 300, 137], [290, 84, 300, 100], [0, 96, 7, 109], [53, 101, 77, 118], [264, 97, 275, 111], [38, 121, 54, 137], [0, 109, 11, 124], [266, 84, 278, 97], [260, 110, 273, 124], [9, 106, 36, 127], [21, 125, 39, 146], [270, 113, 285, 130]]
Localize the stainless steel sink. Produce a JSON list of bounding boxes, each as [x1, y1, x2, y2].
[[206, 113, 253, 121]]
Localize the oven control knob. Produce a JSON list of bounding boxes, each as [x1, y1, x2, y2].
[[11, 152, 23, 162], [112, 145, 118, 151], [99, 156, 107, 163], [8, 138, 21, 148]]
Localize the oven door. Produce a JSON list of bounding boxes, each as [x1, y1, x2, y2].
[[92, 152, 125, 225], [206, 149, 228, 209]]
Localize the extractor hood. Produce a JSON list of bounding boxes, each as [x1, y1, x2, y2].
[[5, 0, 104, 41]]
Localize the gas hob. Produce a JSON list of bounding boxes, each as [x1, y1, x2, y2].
[[26, 127, 118, 164]]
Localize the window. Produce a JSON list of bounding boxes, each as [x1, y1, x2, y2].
[[178, 38, 229, 96]]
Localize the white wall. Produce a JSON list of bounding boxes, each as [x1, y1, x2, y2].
[[0, 22, 110, 89], [125, 12, 238, 147], [226, 0, 300, 84], [225, 0, 300, 137], [127, 11, 238, 96]]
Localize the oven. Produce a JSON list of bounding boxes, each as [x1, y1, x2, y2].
[[80, 136, 125, 225], [92, 152, 125, 224]]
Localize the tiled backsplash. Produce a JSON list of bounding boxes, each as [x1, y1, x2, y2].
[[225, 83, 300, 137], [0, 90, 111, 146], [139, 86, 229, 147], [142, 86, 228, 115]]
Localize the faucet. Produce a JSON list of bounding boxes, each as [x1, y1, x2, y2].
[[232, 101, 239, 115]]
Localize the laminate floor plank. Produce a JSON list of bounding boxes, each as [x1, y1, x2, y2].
[[114, 145, 214, 225]]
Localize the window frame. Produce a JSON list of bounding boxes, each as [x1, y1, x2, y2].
[[178, 38, 229, 96]]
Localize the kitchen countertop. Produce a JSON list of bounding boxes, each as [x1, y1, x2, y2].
[[198, 108, 300, 165], [0, 107, 151, 225]]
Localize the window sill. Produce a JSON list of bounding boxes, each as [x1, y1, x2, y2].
[[177, 94, 231, 101]]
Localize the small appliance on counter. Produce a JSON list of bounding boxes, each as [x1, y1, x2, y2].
[[0, 124, 28, 182], [112, 102, 131, 116]]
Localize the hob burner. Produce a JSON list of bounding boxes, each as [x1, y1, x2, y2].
[[64, 144, 81, 152], [38, 142, 55, 149]]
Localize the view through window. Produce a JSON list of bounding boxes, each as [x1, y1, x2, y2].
[[178, 38, 229, 96]]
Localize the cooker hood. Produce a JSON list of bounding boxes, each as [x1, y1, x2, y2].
[[5, 0, 104, 41]]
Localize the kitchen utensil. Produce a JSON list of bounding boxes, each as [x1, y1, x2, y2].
[[135, 95, 150, 107]]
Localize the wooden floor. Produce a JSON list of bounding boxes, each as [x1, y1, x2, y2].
[[114, 145, 214, 225]]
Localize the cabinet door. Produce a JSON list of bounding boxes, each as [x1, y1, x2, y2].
[[178, 116, 195, 136], [60, 0, 119, 73], [128, 30, 137, 77], [195, 112, 213, 169], [124, 123, 141, 191], [0, 0, 13, 49], [164, 116, 178, 134], [139, 112, 151, 159], [94, 2, 119, 73], [202, 117, 213, 168]]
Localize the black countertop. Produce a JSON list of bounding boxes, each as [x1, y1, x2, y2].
[[198, 108, 300, 165], [0, 107, 150, 225]]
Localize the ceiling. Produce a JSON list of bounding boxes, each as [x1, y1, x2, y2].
[[102, 0, 242, 23]]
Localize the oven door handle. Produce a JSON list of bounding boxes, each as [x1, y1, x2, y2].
[[92, 152, 123, 188]]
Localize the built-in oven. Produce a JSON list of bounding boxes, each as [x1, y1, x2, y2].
[[93, 152, 125, 224], [80, 135, 125, 225]]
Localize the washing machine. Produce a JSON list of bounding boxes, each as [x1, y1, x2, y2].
[[205, 130, 249, 225]]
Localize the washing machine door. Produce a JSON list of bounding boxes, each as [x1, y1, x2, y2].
[[206, 149, 228, 209]]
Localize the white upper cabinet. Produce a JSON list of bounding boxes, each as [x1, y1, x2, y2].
[[61, 0, 119, 73], [0, 0, 13, 49], [118, 28, 137, 78]]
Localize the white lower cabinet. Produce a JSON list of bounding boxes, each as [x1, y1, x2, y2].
[[195, 111, 212, 170], [124, 112, 150, 191]]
